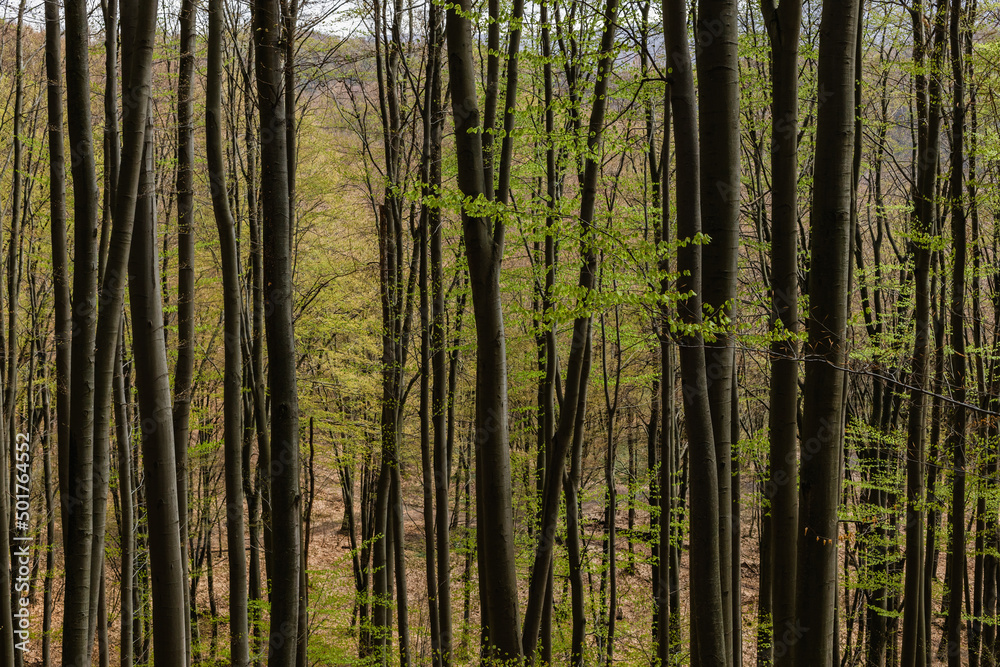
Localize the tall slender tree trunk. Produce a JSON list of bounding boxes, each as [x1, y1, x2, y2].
[[444, 0, 523, 659], [44, 0, 71, 573], [42, 387, 54, 667], [565, 326, 592, 667], [90, 4, 168, 661], [425, 3, 452, 658], [254, 0, 302, 660], [601, 308, 622, 667], [63, 0, 103, 657], [173, 1, 198, 659], [113, 334, 133, 667], [419, 219, 441, 667], [208, 0, 251, 660], [946, 1, 968, 662], [696, 3, 741, 659], [761, 2, 801, 665], [794, 0, 860, 662], [664, 0, 727, 661], [128, 31, 188, 664]]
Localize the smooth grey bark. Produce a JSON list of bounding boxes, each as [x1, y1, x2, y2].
[[794, 0, 860, 662], [99, 0, 119, 285], [424, 1, 452, 657], [902, 3, 946, 664], [254, 0, 302, 661], [129, 94, 188, 667], [113, 335, 133, 667], [44, 0, 71, 564], [665, 0, 728, 662], [173, 0, 197, 659], [63, 0, 102, 658], [696, 3, 741, 659], [945, 0, 967, 662], [761, 2, 801, 665], [208, 0, 251, 661], [89, 2, 161, 660], [444, 0, 524, 659], [419, 219, 441, 667]]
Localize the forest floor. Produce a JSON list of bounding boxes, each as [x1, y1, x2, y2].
[[24, 456, 957, 666]]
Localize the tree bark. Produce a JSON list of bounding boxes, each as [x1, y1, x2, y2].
[[208, 0, 251, 660], [794, 0, 860, 662], [444, 0, 524, 659], [173, 0, 198, 658], [44, 0, 71, 578], [113, 333, 133, 667], [696, 3, 741, 658], [665, 0, 728, 662], [254, 0, 302, 660], [128, 71, 188, 667], [945, 0, 967, 662], [62, 0, 103, 657], [761, 2, 801, 665]]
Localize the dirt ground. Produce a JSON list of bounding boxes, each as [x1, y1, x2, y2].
[[22, 457, 958, 666]]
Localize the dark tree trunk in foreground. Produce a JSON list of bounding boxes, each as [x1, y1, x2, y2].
[[174, 0, 197, 658], [794, 0, 859, 662], [945, 0, 967, 662], [90, 3, 166, 659], [126, 4, 188, 657], [44, 0, 71, 574], [209, 0, 251, 660], [255, 0, 302, 661], [444, 0, 523, 660], [664, 0, 727, 662], [696, 3, 741, 659], [761, 1, 801, 664], [44, 0, 70, 659], [62, 0, 102, 659]]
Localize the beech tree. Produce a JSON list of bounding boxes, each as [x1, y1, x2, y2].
[[3, 0, 1000, 665], [794, 0, 860, 662]]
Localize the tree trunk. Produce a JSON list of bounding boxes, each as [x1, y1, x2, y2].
[[567, 327, 592, 667], [254, 0, 302, 661], [794, 0, 860, 662], [902, 4, 946, 664], [208, 0, 251, 660], [43, 0, 71, 594], [761, 1, 801, 665], [419, 218, 441, 667], [173, 0, 197, 658], [62, 0, 103, 656], [90, 4, 163, 661], [114, 333, 133, 667], [697, 3, 741, 659], [444, 0, 523, 659], [129, 72, 188, 667], [665, 0, 727, 661], [945, 0, 967, 662]]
